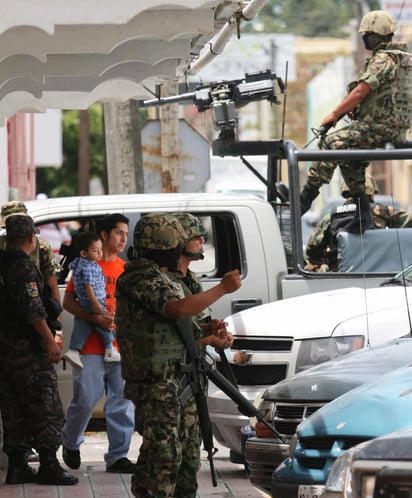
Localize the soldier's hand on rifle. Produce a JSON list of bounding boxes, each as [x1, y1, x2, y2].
[[220, 269, 241, 294], [210, 318, 228, 336], [201, 330, 233, 349]]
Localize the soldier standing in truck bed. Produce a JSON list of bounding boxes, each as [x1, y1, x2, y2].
[[300, 10, 412, 233]]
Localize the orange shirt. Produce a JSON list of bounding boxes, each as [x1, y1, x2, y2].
[[66, 257, 125, 355]]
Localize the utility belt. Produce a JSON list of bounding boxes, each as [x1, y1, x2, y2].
[[126, 361, 202, 406]]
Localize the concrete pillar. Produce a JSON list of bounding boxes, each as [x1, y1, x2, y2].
[[159, 81, 179, 192], [103, 100, 144, 194]]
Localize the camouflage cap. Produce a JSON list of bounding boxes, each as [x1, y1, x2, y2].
[[172, 212, 206, 239], [0, 200, 28, 225], [134, 213, 189, 251], [359, 10, 397, 35], [6, 214, 39, 241]]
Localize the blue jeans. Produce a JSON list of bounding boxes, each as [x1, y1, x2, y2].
[[62, 354, 135, 466], [69, 316, 114, 350], [69, 303, 114, 351]]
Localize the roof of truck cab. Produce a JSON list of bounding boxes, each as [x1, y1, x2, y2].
[[25, 192, 272, 223]]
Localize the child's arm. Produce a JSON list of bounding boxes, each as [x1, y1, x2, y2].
[[84, 283, 103, 314]]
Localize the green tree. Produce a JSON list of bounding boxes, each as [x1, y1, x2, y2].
[[36, 105, 105, 197], [246, 0, 380, 37]]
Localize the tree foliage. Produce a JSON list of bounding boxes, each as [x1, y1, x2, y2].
[[246, 0, 381, 37], [36, 105, 105, 197]]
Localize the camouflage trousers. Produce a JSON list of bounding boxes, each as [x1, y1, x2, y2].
[[0, 335, 64, 454], [127, 379, 201, 498], [306, 121, 407, 194]]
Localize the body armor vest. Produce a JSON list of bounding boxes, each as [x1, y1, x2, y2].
[[115, 258, 188, 381], [359, 47, 412, 129]]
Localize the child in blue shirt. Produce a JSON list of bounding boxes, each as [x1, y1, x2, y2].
[[63, 231, 121, 369]]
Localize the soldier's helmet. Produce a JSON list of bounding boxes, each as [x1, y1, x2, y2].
[[341, 173, 379, 199], [172, 213, 206, 240], [133, 213, 188, 251], [358, 10, 397, 35], [0, 200, 28, 226]]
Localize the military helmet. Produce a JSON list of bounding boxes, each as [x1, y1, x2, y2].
[[133, 213, 188, 251], [358, 10, 397, 35], [0, 200, 28, 226], [341, 173, 379, 198], [172, 212, 206, 240]]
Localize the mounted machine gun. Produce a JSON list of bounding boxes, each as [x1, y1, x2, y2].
[[142, 69, 286, 141]]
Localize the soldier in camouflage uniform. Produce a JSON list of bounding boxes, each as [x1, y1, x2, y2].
[[0, 201, 63, 465], [300, 10, 412, 233], [0, 215, 78, 486], [170, 212, 233, 346], [0, 201, 62, 339], [305, 175, 412, 272], [115, 213, 240, 498]]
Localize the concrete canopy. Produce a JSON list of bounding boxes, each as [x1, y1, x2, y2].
[[0, 1, 261, 121]]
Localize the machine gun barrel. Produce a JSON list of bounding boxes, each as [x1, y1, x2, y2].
[[142, 91, 196, 107]]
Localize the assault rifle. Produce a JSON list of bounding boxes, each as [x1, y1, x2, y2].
[[177, 318, 286, 487], [177, 318, 218, 486], [142, 70, 286, 141]]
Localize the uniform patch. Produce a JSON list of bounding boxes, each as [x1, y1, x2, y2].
[[25, 282, 39, 297]]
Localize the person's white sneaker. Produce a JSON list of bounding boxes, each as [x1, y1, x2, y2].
[[63, 349, 84, 369], [104, 348, 121, 362]]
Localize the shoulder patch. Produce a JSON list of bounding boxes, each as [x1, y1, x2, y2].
[[25, 282, 40, 297]]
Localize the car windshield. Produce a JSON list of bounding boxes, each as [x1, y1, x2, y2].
[[380, 264, 412, 286]]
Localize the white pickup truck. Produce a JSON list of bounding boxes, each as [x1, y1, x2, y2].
[[24, 140, 412, 460]]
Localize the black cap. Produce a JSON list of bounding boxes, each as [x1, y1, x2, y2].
[[6, 214, 39, 241]]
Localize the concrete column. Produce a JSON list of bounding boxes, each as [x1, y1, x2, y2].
[[103, 100, 144, 194], [159, 81, 179, 192]]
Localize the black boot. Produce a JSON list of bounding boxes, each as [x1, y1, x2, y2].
[[275, 182, 290, 203], [346, 193, 373, 234], [5, 451, 38, 484], [37, 449, 79, 486], [300, 184, 320, 215]]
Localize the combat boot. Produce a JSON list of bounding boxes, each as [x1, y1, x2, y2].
[[5, 450, 37, 484], [37, 449, 79, 486], [275, 182, 289, 203], [345, 193, 373, 234], [300, 184, 320, 215]]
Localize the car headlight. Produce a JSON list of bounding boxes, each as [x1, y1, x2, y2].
[[295, 336, 364, 373], [324, 442, 369, 497]]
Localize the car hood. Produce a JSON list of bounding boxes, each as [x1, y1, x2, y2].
[[356, 427, 412, 460], [298, 363, 412, 439], [262, 338, 412, 402], [225, 286, 412, 339]]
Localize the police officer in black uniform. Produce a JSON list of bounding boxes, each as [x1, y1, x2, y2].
[[0, 214, 78, 486]]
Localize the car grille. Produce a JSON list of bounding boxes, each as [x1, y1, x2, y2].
[[232, 338, 293, 352], [296, 436, 369, 471], [272, 402, 324, 436], [216, 363, 287, 386]]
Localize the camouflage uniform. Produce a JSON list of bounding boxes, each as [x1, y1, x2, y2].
[[115, 214, 201, 498], [0, 200, 60, 279], [0, 248, 64, 455], [305, 203, 412, 272], [307, 39, 412, 195]]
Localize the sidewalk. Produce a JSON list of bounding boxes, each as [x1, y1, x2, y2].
[[0, 433, 270, 498]]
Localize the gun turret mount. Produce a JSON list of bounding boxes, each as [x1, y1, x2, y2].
[[142, 69, 285, 141]]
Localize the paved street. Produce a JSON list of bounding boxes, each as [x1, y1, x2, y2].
[[0, 433, 270, 498]]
